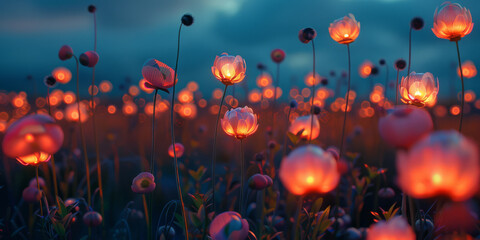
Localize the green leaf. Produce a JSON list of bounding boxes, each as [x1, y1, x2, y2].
[[286, 132, 300, 145], [56, 196, 67, 218], [51, 217, 66, 237], [311, 198, 323, 215]]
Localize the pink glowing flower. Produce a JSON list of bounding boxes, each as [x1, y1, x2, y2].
[[131, 172, 156, 194], [288, 115, 320, 140], [168, 143, 185, 158], [367, 216, 415, 240], [141, 59, 176, 92], [399, 72, 439, 107], [209, 211, 249, 240], [329, 14, 360, 44], [211, 53, 246, 86], [432, 2, 473, 41], [221, 106, 258, 140]]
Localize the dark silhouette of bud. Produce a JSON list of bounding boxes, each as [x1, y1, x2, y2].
[[411, 17, 424, 30], [88, 5, 96, 13], [379, 59, 386, 65], [395, 59, 407, 70], [181, 14, 193, 26]]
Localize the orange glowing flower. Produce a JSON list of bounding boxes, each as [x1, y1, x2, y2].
[[65, 103, 89, 122], [2, 114, 63, 166], [178, 89, 194, 103], [52, 67, 72, 84], [400, 72, 439, 107], [139, 79, 154, 94], [179, 103, 197, 119], [99, 80, 113, 93], [248, 89, 262, 103], [329, 14, 360, 44], [457, 61, 477, 79], [141, 59, 176, 92], [221, 106, 258, 140], [304, 72, 321, 87], [211, 53, 246, 86], [168, 143, 185, 158], [367, 216, 415, 240], [256, 73, 272, 88], [359, 60, 374, 78], [432, 2, 473, 41], [122, 101, 138, 115], [279, 145, 339, 195], [397, 131, 480, 201], [288, 115, 320, 140]]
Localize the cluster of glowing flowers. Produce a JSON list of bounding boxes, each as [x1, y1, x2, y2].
[[52, 67, 72, 84], [2, 114, 64, 166], [359, 60, 374, 78], [329, 14, 360, 44], [359, 101, 375, 118], [248, 174, 273, 190], [262, 86, 282, 100], [221, 106, 258, 140], [178, 103, 197, 119], [168, 143, 185, 158], [122, 101, 138, 115], [209, 211, 249, 240], [370, 85, 385, 104], [141, 59, 176, 92], [288, 115, 320, 140], [211, 53, 246, 86], [131, 172, 156, 194], [256, 73, 272, 88], [270, 49, 285, 63], [432, 2, 473, 41], [65, 102, 89, 122], [457, 61, 477, 79], [396, 131, 479, 201], [400, 72, 439, 107], [279, 145, 339, 195], [379, 106, 433, 149], [304, 72, 322, 87], [367, 216, 415, 240]]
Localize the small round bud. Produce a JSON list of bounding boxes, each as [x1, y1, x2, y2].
[[290, 100, 298, 109], [181, 14, 193, 26], [83, 211, 103, 227], [58, 45, 73, 61], [411, 17, 424, 30], [379, 59, 386, 65], [271, 49, 285, 63], [257, 63, 266, 70], [22, 187, 41, 203], [298, 27, 317, 43], [371, 66, 379, 75], [313, 106, 321, 115], [248, 174, 273, 190], [44, 75, 57, 87], [320, 78, 328, 86], [395, 59, 407, 70], [378, 187, 395, 198], [329, 71, 336, 77], [88, 5, 96, 13], [268, 140, 276, 149], [79, 51, 99, 68]]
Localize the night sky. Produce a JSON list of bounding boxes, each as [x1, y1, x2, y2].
[[1, 0, 479, 101]]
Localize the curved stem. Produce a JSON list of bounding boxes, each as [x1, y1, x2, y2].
[[339, 44, 351, 159], [455, 40, 465, 132], [36, 166, 43, 216], [46, 87, 60, 207], [239, 139, 245, 216], [395, 69, 400, 105], [171, 22, 189, 239], [73, 56, 91, 207], [212, 84, 229, 215], [309, 40, 316, 143]]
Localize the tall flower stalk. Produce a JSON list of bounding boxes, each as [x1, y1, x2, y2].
[[44, 80, 60, 208]]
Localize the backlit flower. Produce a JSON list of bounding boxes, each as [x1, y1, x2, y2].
[[221, 106, 258, 140], [209, 211, 249, 240], [359, 60, 374, 78], [52, 67, 72, 84], [457, 60, 477, 79], [329, 14, 360, 44], [288, 115, 320, 140], [211, 53, 246, 85], [432, 2, 473, 41], [400, 72, 439, 107], [168, 143, 185, 158], [141, 59, 176, 91], [367, 216, 415, 240], [131, 172, 156, 194]]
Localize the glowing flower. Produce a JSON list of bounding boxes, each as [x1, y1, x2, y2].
[[279, 145, 339, 195], [65, 103, 89, 123], [367, 216, 415, 240], [248, 174, 273, 190], [396, 131, 479, 201], [141, 59, 176, 92], [168, 143, 185, 158], [329, 14, 360, 44], [378, 106, 433, 149], [256, 73, 272, 88], [288, 115, 320, 140], [2, 114, 63, 166], [271, 49, 285, 63], [131, 172, 156, 194], [178, 103, 197, 119], [304, 72, 321, 87], [79, 51, 99, 68], [359, 60, 374, 78], [209, 211, 249, 240], [221, 106, 258, 140], [457, 60, 477, 79], [400, 72, 439, 107], [52, 67, 72, 84], [211, 53, 246, 86], [432, 2, 473, 41]]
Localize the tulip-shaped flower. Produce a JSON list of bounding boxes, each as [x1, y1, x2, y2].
[[279, 145, 340, 195], [432, 2, 473, 41], [141, 59, 176, 92], [329, 14, 360, 44], [396, 130, 479, 201], [367, 216, 415, 240], [209, 211, 249, 240], [131, 172, 156, 194], [399, 72, 439, 107], [211, 53, 246, 86], [221, 106, 258, 140], [2, 114, 64, 165], [288, 115, 320, 141], [378, 106, 433, 149]]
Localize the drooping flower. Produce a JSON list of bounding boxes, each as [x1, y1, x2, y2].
[[288, 115, 320, 140], [396, 130, 479, 201], [79, 51, 99, 68], [221, 106, 258, 140], [2, 114, 64, 166], [131, 172, 156, 194], [141, 59, 176, 92], [211, 53, 246, 86], [168, 143, 185, 158], [329, 14, 360, 44], [279, 145, 339, 195], [58, 45, 73, 61], [378, 106, 433, 149], [270, 49, 285, 63], [367, 216, 415, 240], [432, 2, 473, 41], [399, 72, 439, 107], [209, 211, 249, 240]]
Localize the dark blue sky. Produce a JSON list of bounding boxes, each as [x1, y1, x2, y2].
[[0, 0, 478, 101]]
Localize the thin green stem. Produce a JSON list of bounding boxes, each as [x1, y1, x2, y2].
[[455, 40, 465, 132], [150, 89, 158, 173], [36, 166, 43, 217], [309, 40, 316, 143], [383, 61, 389, 105], [339, 44, 351, 159], [171, 22, 189, 239], [212, 84, 228, 215]]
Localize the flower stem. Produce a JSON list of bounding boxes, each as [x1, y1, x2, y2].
[[455, 40, 465, 132], [272, 63, 280, 136], [282, 107, 292, 159], [407, 27, 412, 78], [240, 139, 245, 216], [383, 61, 389, 105], [395, 69, 400, 105], [309, 40, 316, 143], [171, 22, 189, 239], [150, 89, 158, 174], [142, 194, 151, 240], [46, 87, 60, 207], [292, 195, 304, 240], [36, 165, 43, 217], [339, 44, 351, 159], [212, 84, 228, 215]]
